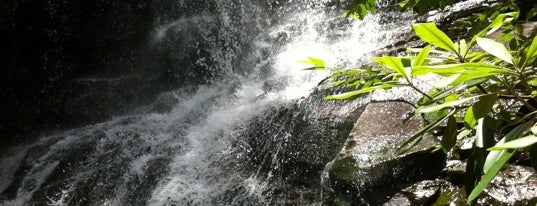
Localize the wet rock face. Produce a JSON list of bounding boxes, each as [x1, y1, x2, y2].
[[399, 179, 467, 206], [396, 164, 537, 206], [0, 0, 156, 142], [242, 90, 368, 204], [323, 102, 446, 205], [0, 119, 174, 205], [0, 0, 273, 145], [477, 164, 537, 205]]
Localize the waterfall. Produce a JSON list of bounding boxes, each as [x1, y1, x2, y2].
[[0, 1, 414, 205]]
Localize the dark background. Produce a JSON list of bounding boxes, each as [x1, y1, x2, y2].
[[0, 0, 159, 145]]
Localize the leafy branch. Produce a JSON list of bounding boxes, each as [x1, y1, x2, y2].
[[307, 9, 537, 204]]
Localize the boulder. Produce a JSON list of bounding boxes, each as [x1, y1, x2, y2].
[[322, 102, 446, 205], [476, 164, 537, 206], [399, 179, 466, 206], [395, 164, 537, 206], [242, 89, 369, 204]]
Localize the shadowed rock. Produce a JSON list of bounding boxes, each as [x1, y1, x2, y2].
[[323, 102, 446, 205], [396, 164, 537, 206]]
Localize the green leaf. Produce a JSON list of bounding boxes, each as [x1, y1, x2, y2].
[[414, 63, 513, 87], [407, 47, 451, 55], [484, 14, 509, 36], [484, 123, 530, 171], [441, 115, 458, 153], [325, 84, 394, 100], [374, 56, 407, 78], [464, 106, 477, 129], [473, 12, 519, 43], [474, 94, 499, 112], [488, 135, 537, 150], [475, 117, 498, 149], [464, 93, 498, 128], [467, 148, 514, 204], [303, 67, 327, 71], [430, 78, 487, 102], [455, 39, 468, 57], [398, 110, 455, 154], [531, 144, 537, 171], [356, 5, 367, 19], [525, 36, 537, 65], [526, 7, 537, 21], [413, 45, 431, 67], [457, 128, 472, 140], [344, 0, 376, 20], [467, 51, 488, 62], [448, 71, 506, 86], [476, 37, 513, 64], [432, 74, 460, 88], [417, 94, 486, 113], [412, 63, 513, 76], [498, 32, 515, 44], [465, 117, 496, 200], [299, 56, 326, 67], [529, 197, 537, 206], [467, 122, 530, 204], [412, 23, 457, 53]]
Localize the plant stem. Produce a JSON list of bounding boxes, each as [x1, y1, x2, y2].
[[515, 93, 536, 112], [476, 85, 488, 94], [518, 70, 533, 92], [503, 78, 537, 112], [515, 57, 533, 92], [409, 84, 433, 100], [498, 94, 535, 99], [402, 73, 433, 100]]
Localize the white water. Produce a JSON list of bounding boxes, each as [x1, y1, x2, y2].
[[0, 1, 414, 205]]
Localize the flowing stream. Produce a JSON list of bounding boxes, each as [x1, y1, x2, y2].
[[0, 0, 415, 205]]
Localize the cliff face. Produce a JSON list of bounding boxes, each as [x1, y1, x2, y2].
[[0, 0, 286, 144], [0, 0, 159, 142]]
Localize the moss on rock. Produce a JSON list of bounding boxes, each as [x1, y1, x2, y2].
[[329, 156, 358, 185]]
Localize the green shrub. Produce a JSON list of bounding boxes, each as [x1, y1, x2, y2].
[[305, 7, 537, 204]]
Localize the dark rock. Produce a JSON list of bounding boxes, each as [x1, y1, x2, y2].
[[476, 164, 537, 206], [62, 75, 162, 124], [242, 89, 369, 205], [518, 0, 537, 21], [0, 144, 49, 201], [442, 160, 466, 185], [323, 102, 446, 205], [0, 0, 156, 143], [399, 164, 537, 206], [400, 179, 466, 206], [383, 193, 411, 206], [0, 0, 270, 146], [1, 125, 174, 205]]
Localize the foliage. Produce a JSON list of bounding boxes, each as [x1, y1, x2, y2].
[[344, 0, 376, 20], [344, 0, 455, 20], [304, 10, 537, 204], [345, 0, 535, 23], [396, 0, 456, 13]]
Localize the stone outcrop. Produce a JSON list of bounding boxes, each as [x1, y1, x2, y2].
[[389, 164, 537, 205], [0, 0, 263, 147], [322, 102, 446, 205], [477, 164, 537, 205], [242, 89, 369, 204]]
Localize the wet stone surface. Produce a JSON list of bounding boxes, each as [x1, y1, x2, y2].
[[396, 164, 537, 206], [323, 102, 446, 206], [477, 164, 537, 206], [399, 179, 466, 206]]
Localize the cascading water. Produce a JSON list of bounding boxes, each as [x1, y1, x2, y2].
[[0, 0, 415, 205]]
